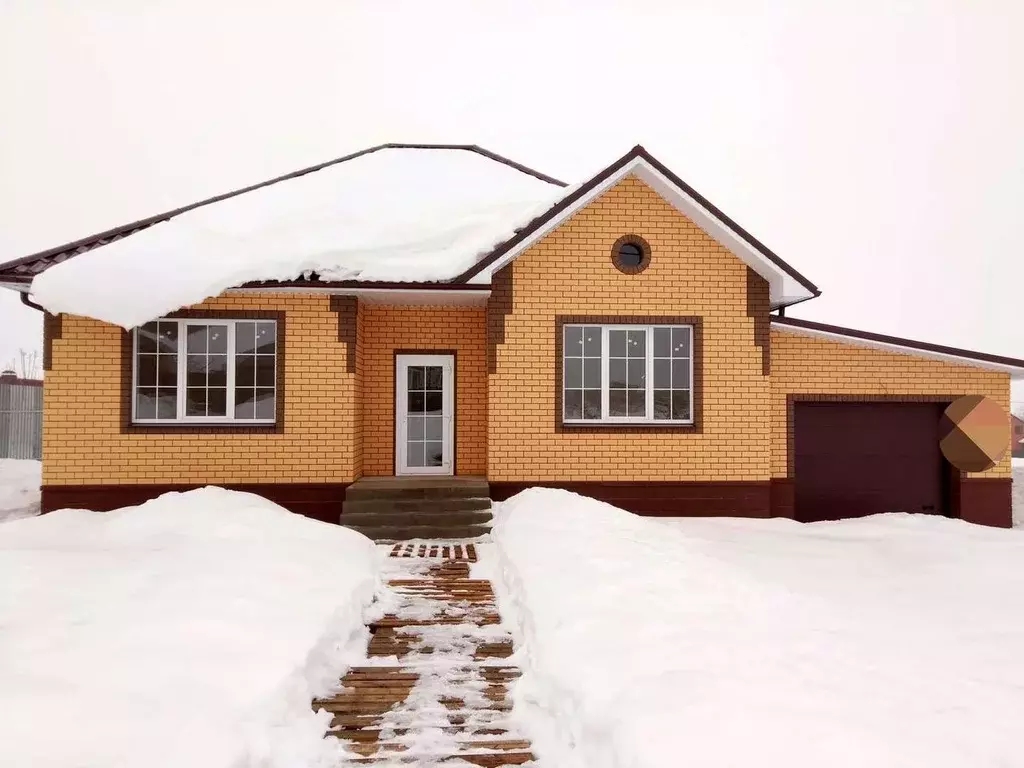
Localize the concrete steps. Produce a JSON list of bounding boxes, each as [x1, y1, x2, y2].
[[341, 476, 492, 541]]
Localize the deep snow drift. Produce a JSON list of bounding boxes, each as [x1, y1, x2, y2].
[[0, 487, 379, 768], [0, 458, 40, 522], [30, 147, 567, 328], [492, 488, 1024, 768]]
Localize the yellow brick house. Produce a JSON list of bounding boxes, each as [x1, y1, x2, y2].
[[2, 144, 1021, 527]]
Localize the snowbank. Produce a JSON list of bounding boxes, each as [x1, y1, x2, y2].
[[0, 486, 379, 768], [1014, 458, 1024, 527], [30, 147, 566, 328], [0, 458, 41, 522], [492, 488, 1024, 768]]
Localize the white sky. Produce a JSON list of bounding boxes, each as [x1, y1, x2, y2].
[[1, 0, 1021, 400]]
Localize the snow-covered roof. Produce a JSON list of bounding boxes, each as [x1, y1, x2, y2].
[[0, 143, 822, 328]]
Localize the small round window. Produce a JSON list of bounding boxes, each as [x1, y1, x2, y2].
[[611, 235, 651, 274]]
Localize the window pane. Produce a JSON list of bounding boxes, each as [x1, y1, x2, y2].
[[208, 325, 228, 354], [236, 322, 256, 354], [653, 390, 671, 420], [609, 359, 626, 388], [425, 442, 443, 467], [583, 358, 601, 388], [157, 390, 177, 419], [408, 392, 425, 413], [136, 388, 157, 419], [564, 326, 582, 356], [564, 390, 582, 420], [235, 388, 255, 419], [672, 390, 691, 421], [654, 328, 671, 357], [565, 358, 582, 389], [583, 327, 601, 356], [424, 392, 442, 415], [627, 330, 646, 357], [158, 355, 177, 387], [255, 322, 275, 354], [186, 388, 207, 417], [408, 416, 424, 440], [208, 355, 228, 387], [672, 327, 691, 357], [627, 389, 646, 417], [408, 366, 425, 391], [583, 390, 601, 419], [187, 325, 208, 353], [425, 366, 442, 390], [254, 390, 275, 420], [653, 359, 670, 389], [672, 359, 690, 388], [407, 441, 424, 468], [425, 416, 443, 441], [137, 355, 157, 386], [609, 330, 626, 358], [627, 359, 645, 389], [186, 357, 206, 387], [137, 323, 159, 353], [157, 322, 178, 352], [208, 388, 227, 417], [609, 389, 627, 417], [255, 356, 274, 387], [236, 356, 255, 387]]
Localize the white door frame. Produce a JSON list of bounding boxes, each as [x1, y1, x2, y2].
[[395, 353, 455, 475]]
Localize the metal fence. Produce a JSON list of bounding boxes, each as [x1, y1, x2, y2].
[[0, 377, 43, 460]]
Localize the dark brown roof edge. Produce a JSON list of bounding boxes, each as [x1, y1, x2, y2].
[[236, 279, 491, 290], [0, 376, 43, 387], [454, 145, 822, 303], [773, 316, 1024, 370], [0, 143, 567, 275]]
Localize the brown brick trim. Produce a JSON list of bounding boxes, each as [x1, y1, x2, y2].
[[610, 234, 652, 275], [554, 315, 703, 434], [41, 482, 349, 523], [957, 477, 1012, 528], [486, 266, 514, 374], [392, 349, 458, 476], [329, 295, 358, 373], [120, 309, 286, 434], [769, 477, 795, 519], [746, 268, 770, 375], [784, 394, 960, 477], [489, 480, 770, 517], [42, 312, 63, 371]]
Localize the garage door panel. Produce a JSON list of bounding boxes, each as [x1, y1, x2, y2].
[[794, 402, 946, 523]]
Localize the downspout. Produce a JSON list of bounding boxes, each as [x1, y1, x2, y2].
[[20, 291, 45, 312]]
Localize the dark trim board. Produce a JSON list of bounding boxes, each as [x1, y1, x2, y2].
[[488, 481, 772, 517], [40, 483, 350, 523], [957, 478, 1013, 528]]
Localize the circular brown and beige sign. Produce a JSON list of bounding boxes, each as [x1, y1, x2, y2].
[[939, 395, 1009, 472]]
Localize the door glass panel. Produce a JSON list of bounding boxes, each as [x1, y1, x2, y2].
[[425, 442, 443, 467], [404, 363, 446, 470]]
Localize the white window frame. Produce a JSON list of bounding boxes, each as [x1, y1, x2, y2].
[[562, 323, 694, 426], [131, 317, 278, 425]]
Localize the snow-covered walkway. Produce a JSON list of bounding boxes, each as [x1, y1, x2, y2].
[[314, 542, 535, 766]]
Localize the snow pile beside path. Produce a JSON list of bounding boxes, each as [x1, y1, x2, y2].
[[0, 458, 41, 522], [31, 147, 566, 328], [1013, 458, 1024, 527], [0, 487, 379, 768], [492, 488, 1024, 768]]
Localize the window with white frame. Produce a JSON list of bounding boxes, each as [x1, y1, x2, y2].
[[132, 318, 278, 423], [562, 324, 693, 424]]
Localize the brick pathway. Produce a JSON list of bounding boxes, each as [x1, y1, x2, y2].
[[314, 545, 535, 766]]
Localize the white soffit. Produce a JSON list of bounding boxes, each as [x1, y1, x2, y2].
[[471, 157, 816, 308]]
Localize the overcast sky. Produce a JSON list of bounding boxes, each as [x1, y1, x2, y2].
[[1, 0, 1021, 399]]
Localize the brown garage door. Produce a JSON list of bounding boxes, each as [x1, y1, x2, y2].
[[793, 402, 948, 523]]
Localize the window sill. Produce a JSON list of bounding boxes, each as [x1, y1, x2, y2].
[[561, 420, 696, 429], [125, 421, 280, 434]]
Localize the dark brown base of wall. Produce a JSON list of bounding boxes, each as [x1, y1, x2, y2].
[[954, 478, 1013, 528], [40, 483, 350, 524], [489, 481, 774, 517]]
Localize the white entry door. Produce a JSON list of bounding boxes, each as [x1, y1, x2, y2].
[[396, 354, 454, 475]]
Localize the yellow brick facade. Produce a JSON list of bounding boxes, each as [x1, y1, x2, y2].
[[769, 328, 1012, 479], [360, 305, 488, 476], [486, 175, 772, 482]]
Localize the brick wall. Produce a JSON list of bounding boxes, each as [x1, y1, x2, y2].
[[770, 328, 1012, 479], [487, 174, 772, 481], [43, 293, 360, 485], [360, 305, 487, 476]]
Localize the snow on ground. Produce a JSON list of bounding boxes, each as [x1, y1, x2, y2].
[[30, 147, 568, 328], [492, 488, 1024, 768], [1014, 457, 1024, 527], [0, 458, 40, 522], [0, 487, 379, 768]]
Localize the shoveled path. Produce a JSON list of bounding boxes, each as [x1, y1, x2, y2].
[[314, 542, 536, 766]]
